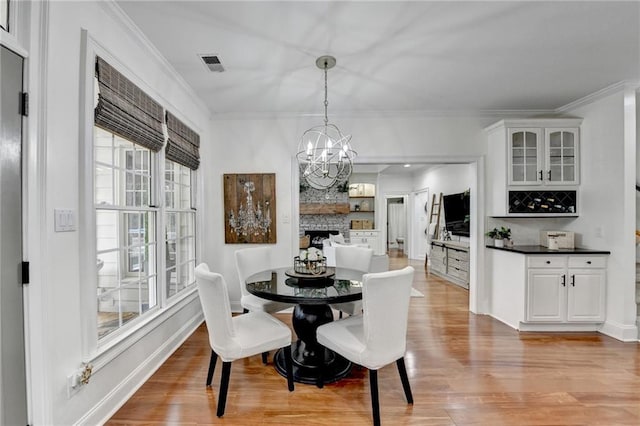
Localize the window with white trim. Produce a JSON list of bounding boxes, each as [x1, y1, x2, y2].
[[95, 127, 158, 338], [91, 56, 199, 341]]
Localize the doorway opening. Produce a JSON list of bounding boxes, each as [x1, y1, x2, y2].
[[385, 196, 408, 258]]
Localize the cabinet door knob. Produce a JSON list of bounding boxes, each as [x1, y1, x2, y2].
[[547, 170, 551, 180], [546, 260, 551, 264], [571, 275, 575, 287], [561, 274, 566, 286], [586, 261, 592, 265], [539, 170, 543, 181]]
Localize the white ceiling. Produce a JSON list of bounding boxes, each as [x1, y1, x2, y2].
[[117, 1, 639, 118]]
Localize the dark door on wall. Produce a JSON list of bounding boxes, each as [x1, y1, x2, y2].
[[0, 44, 28, 425]]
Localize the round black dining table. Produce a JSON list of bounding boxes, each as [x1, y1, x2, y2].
[[245, 266, 364, 385]]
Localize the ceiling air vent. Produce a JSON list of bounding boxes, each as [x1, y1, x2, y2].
[[199, 54, 225, 72]]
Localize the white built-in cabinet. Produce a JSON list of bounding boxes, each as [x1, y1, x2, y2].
[[349, 230, 384, 255], [428, 241, 469, 289], [507, 128, 580, 186], [489, 248, 607, 331], [508, 127, 580, 186], [526, 256, 606, 323], [486, 118, 582, 216]]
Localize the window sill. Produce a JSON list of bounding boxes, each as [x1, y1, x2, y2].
[[88, 286, 199, 373]]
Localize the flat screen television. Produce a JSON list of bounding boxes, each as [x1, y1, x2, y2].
[[442, 191, 470, 237]]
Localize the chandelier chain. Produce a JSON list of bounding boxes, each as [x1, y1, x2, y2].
[[323, 61, 329, 126]]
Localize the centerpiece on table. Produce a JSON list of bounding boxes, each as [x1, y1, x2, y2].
[[294, 247, 327, 275]]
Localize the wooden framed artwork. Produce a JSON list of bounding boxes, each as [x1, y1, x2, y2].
[[223, 173, 276, 244]]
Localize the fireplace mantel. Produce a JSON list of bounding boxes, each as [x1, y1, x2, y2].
[[299, 203, 349, 215]]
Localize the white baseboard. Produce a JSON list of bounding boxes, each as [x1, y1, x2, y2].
[[76, 311, 204, 426], [599, 320, 639, 342], [518, 322, 600, 332]]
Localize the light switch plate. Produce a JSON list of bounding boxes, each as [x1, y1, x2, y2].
[[55, 209, 76, 232]]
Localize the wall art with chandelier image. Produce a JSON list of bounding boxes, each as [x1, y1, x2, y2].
[[224, 173, 277, 244]]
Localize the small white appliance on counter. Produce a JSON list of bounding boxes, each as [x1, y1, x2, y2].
[[540, 231, 575, 249]]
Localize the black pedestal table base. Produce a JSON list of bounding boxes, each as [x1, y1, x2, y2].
[[274, 304, 352, 384]]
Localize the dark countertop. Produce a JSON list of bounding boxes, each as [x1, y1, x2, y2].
[[486, 245, 610, 255]]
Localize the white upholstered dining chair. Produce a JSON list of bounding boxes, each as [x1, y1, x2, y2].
[[317, 266, 415, 426], [330, 245, 374, 317], [195, 263, 294, 417], [235, 247, 294, 314]]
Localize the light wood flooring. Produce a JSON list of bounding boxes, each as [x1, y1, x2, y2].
[[107, 254, 640, 425]]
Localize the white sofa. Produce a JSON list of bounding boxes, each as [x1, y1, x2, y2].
[[322, 238, 389, 272]]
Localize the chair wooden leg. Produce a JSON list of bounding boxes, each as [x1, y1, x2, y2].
[[217, 361, 232, 417], [261, 351, 269, 364], [396, 357, 414, 404], [369, 369, 380, 426], [206, 350, 218, 387], [283, 345, 294, 391]]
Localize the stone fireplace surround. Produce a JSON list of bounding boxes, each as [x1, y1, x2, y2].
[[299, 180, 350, 243]]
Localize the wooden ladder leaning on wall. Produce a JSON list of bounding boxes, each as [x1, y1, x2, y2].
[[425, 192, 443, 268]]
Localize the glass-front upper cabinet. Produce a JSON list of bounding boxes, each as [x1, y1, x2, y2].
[[508, 128, 542, 185], [508, 127, 579, 186], [545, 128, 579, 185]]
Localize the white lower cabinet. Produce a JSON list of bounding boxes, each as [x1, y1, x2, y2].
[[526, 256, 605, 323], [349, 230, 384, 255], [489, 249, 607, 331]]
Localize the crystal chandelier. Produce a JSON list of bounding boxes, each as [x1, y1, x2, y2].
[[297, 56, 356, 190], [228, 181, 272, 237]]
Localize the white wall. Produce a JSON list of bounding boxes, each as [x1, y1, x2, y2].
[[565, 91, 637, 340], [204, 115, 491, 310], [413, 163, 474, 243], [25, 2, 210, 424]]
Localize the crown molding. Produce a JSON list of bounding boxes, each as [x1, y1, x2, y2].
[[209, 108, 557, 121], [555, 80, 640, 113], [99, 0, 211, 120]]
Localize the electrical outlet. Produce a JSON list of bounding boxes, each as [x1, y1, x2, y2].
[[67, 372, 81, 398]]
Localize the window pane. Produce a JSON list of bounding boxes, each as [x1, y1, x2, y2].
[[95, 164, 114, 205], [166, 267, 177, 298], [96, 210, 118, 252]]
